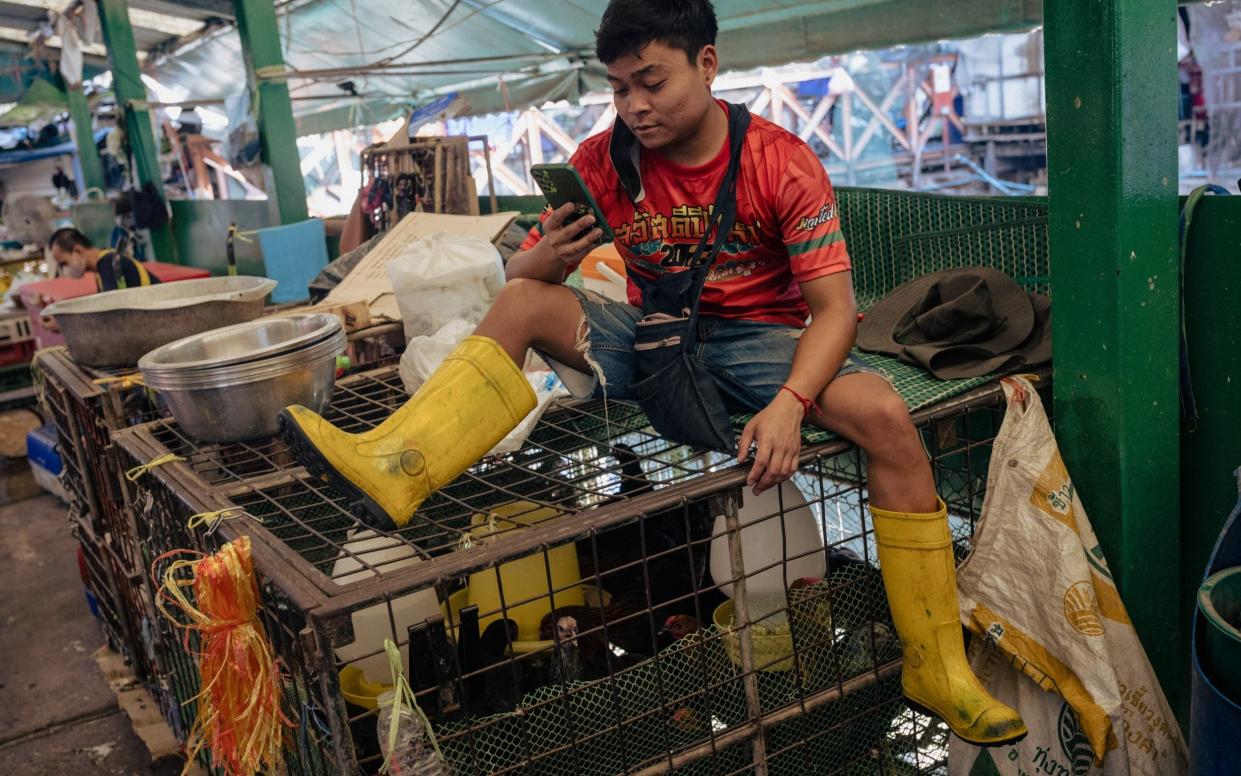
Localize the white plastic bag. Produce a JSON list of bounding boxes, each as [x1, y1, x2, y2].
[[387, 234, 505, 340], [398, 320, 568, 456], [949, 376, 1188, 776], [397, 319, 474, 395]]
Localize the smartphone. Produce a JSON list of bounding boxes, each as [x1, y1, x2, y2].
[[530, 163, 615, 244]]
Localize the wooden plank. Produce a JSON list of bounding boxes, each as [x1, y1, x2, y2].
[[92, 647, 205, 771], [267, 298, 372, 333]]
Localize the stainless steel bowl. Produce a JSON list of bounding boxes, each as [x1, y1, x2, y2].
[[143, 328, 346, 389], [151, 353, 340, 443], [139, 313, 341, 374], [139, 314, 346, 442]]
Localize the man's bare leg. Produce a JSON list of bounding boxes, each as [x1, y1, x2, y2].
[[473, 278, 592, 372], [812, 373, 936, 513], [809, 372, 1027, 745]]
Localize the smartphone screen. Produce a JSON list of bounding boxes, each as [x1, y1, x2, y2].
[[530, 163, 615, 244]]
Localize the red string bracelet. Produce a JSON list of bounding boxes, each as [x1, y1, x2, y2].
[[780, 385, 821, 419]]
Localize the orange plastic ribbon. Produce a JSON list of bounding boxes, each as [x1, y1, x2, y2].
[[154, 537, 293, 776]]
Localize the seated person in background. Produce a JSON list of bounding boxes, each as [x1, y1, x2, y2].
[[47, 228, 161, 292]]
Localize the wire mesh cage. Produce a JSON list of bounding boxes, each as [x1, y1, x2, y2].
[[33, 347, 164, 677], [109, 360, 1044, 776], [33, 347, 163, 558], [31, 329, 405, 693], [113, 425, 349, 776], [67, 504, 138, 660]]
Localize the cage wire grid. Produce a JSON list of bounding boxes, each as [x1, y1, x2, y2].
[[108, 362, 1045, 776], [34, 348, 167, 680], [111, 441, 347, 776], [34, 348, 164, 574], [67, 505, 136, 663]]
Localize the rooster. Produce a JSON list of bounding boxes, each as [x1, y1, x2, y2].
[[547, 616, 584, 685], [537, 604, 650, 680], [661, 614, 700, 641]]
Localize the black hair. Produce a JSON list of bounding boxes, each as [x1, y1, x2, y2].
[[595, 0, 718, 65], [48, 227, 93, 253]]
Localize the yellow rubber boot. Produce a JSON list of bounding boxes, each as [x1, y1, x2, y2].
[[871, 499, 1028, 746], [278, 336, 536, 529]]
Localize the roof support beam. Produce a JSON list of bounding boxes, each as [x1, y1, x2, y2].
[[98, 0, 178, 261], [130, 0, 234, 19], [232, 0, 308, 225], [66, 85, 104, 193], [1045, 0, 1181, 697]]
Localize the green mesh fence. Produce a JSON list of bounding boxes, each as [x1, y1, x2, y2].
[[433, 564, 915, 775], [749, 188, 1049, 447], [835, 188, 1049, 310]]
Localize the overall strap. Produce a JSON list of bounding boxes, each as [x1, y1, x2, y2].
[[684, 103, 751, 327], [609, 103, 752, 334]]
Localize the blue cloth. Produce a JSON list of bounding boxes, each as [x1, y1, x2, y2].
[[542, 287, 878, 412], [256, 219, 329, 303]]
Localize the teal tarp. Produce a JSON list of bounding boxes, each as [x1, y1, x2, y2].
[[145, 0, 1042, 134]]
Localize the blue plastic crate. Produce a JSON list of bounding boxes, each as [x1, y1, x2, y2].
[[26, 424, 61, 475]]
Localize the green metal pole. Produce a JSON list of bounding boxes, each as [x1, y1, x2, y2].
[[232, 0, 309, 225], [66, 85, 104, 193], [1045, 0, 1182, 696], [96, 0, 177, 262]]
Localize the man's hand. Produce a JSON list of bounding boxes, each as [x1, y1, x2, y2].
[[533, 203, 603, 270], [738, 389, 806, 496], [506, 203, 605, 283]]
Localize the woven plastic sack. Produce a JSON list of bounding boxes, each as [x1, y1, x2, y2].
[[387, 234, 505, 340], [949, 376, 1188, 776]]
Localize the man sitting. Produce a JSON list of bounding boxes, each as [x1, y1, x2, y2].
[[47, 228, 161, 292], [279, 0, 1026, 746]]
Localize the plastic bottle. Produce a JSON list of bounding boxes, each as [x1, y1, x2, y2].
[[375, 691, 451, 775]]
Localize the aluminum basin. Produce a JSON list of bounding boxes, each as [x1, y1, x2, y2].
[[151, 344, 342, 442], [139, 313, 341, 374], [43, 276, 277, 368]]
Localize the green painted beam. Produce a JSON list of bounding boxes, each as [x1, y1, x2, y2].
[[1045, 0, 1182, 696], [66, 85, 104, 194], [97, 0, 177, 262], [232, 0, 309, 226]]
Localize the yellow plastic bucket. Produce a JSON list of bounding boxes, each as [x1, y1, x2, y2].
[[465, 501, 584, 644], [338, 665, 393, 710], [714, 598, 797, 672]]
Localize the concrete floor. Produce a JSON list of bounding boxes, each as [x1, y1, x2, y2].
[[0, 462, 181, 776]]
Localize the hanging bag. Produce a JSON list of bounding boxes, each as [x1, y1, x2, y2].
[[949, 376, 1189, 775], [617, 103, 750, 453]]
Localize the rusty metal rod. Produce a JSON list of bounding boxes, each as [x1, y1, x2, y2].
[[627, 658, 905, 776], [717, 490, 769, 774]]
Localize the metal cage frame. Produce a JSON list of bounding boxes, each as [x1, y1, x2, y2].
[[108, 363, 1048, 775]]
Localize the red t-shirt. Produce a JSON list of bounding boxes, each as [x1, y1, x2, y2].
[[521, 101, 850, 327]]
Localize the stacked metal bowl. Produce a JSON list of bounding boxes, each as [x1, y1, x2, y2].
[[139, 313, 346, 442]]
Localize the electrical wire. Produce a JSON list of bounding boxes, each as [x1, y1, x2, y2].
[[257, 50, 575, 82], [370, 0, 465, 67]]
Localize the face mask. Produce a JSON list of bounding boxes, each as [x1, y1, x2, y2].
[[61, 263, 85, 279]]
